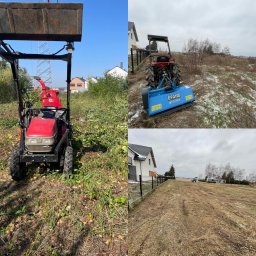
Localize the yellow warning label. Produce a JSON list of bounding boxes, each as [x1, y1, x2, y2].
[[151, 104, 162, 111], [186, 94, 193, 100]]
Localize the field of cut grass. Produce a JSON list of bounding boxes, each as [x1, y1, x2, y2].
[[129, 180, 256, 256], [0, 79, 128, 255]]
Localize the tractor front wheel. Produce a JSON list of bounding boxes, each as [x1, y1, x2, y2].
[[63, 146, 73, 175], [10, 148, 26, 181]]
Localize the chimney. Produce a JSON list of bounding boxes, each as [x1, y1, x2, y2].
[[120, 62, 123, 69]]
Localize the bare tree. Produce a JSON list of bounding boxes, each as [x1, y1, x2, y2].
[[222, 46, 231, 56]]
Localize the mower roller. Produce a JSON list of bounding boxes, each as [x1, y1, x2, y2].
[[142, 35, 195, 116], [0, 2, 83, 181]]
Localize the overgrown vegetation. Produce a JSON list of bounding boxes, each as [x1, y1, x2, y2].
[[0, 59, 32, 103], [0, 75, 128, 255], [182, 38, 231, 74]]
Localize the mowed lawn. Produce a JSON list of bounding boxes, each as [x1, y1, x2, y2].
[[129, 180, 256, 256]]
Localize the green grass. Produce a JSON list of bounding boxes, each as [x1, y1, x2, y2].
[[0, 77, 128, 247]]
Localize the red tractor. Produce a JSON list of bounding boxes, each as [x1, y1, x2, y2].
[[142, 35, 195, 116], [146, 35, 181, 89], [0, 2, 83, 181]]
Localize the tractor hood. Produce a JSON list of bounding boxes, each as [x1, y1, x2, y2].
[[25, 117, 57, 153], [26, 118, 57, 137]]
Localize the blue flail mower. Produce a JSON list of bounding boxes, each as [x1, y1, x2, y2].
[[142, 78, 195, 116]]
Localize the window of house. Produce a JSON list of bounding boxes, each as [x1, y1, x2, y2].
[[70, 83, 75, 87], [77, 83, 83, 87], [131, 33, 133, 40], [149, 159, 151, 165]]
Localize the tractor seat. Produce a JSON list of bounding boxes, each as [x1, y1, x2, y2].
[[156, 56, 169, 62]]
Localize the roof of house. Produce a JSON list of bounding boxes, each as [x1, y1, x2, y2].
[[128, 143, 157, 167], [107, 66, 128, 78], [71, 77, 86, 82], [128, 21, 138, 41]]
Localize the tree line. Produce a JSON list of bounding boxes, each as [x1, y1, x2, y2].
[[0, 59, 32, 104], [204, 163, 254, 185], [183, 38, 230, 56]]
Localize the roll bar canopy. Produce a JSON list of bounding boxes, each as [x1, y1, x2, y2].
[[147, 34, 171, 55]]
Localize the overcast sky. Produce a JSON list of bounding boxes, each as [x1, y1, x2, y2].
[[128, 129, 256, 178], [129, 0, 256, 57]]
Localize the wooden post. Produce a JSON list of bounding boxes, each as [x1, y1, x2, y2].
[[152, 176, 154, 189]]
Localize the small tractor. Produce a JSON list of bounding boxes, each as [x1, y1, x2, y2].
[[0, 2, 83, 181], [142, 35, 195, 116]]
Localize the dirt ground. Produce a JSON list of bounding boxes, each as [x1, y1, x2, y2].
[[129, 180, 256, 256], [128, 55, 256, 128]]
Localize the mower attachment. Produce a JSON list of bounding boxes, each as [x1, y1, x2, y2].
[[144, 85, 195, 116]]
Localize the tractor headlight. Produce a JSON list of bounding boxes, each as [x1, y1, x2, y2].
[[27, 138, 37, 144], [42, 137, 54, 145], [26, 136, 55, 145]]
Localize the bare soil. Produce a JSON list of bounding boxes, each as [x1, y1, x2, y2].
[[128, 55, 256, 128], [129, 180, 256, 256]]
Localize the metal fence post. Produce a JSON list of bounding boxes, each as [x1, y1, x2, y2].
[[157, 176, 158, 186], [130, 48, 134, 73], [136, 50, 139, 66], [139, 175, 142, 197]]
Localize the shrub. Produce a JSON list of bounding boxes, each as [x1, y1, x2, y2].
[[88, 75, 127, 97], [0, 63, 32, 104]]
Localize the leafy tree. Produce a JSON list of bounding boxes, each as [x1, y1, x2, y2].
[[0, 61, 32, 103]]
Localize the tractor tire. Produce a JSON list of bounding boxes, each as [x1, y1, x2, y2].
[[145, 67, 155, 86], [172, 64, 181, 86], [63, 146, 73, 175], [10, 148, 26, 181], [142, 88, 149, 110]]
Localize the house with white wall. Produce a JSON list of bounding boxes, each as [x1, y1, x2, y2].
[[128, 21, 139, 54], [107, 66, 128, 79], [128, 143, 157, 182]]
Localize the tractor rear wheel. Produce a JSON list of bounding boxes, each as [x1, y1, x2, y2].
[[63, 146, 73, 175], [142, 88, 149, 110], [10, 148, 26, 181], [172, 64, 181, 86], [145, 67, 155, 87]]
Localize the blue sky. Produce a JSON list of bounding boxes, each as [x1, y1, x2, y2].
[[2, 0, 128, 87]]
